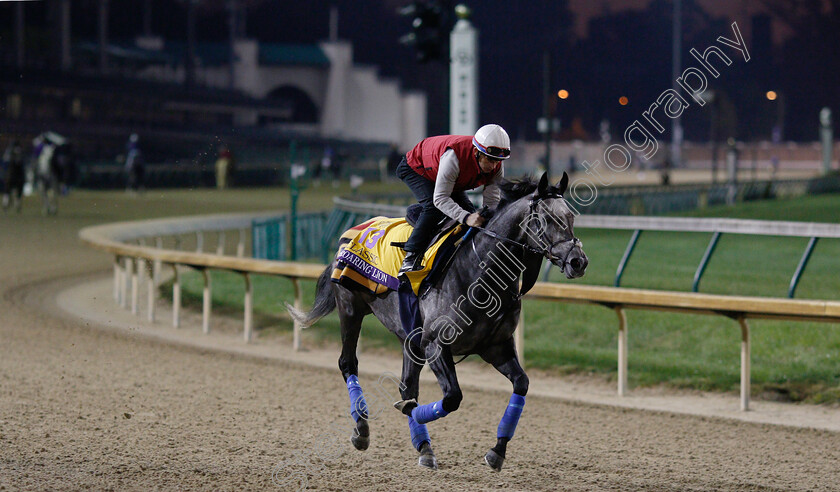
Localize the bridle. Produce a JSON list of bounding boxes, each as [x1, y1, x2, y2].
[[471, 193, 581, 270]]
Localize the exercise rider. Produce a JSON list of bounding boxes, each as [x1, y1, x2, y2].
[[396, 124, 511, 276]]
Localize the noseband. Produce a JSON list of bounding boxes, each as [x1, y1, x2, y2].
[[473, 194, 580, 270]]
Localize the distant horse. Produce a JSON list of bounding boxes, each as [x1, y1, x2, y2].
[[289, 172, 588, 471], [33, 132, 68, 215]]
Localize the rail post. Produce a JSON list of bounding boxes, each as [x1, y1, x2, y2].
[[146, 259, 155, 323], [154, 237, 163, 285], [201, 268, 211, 334], [291, 277, 302, 351], [237, 228, 246, 257], [692, 231, 722, 292], [216, 230, 225, 256], [616, 306, 628, 396], [788, 237, 819, 298], [738, 317, 751, 411], [171, 264, 181, 328], [114, 256, 121, 303], [122, 257, 131, 309], [131, 258, 139, 315], [242, 272, 252, 342], [615, 229, 643, 287]]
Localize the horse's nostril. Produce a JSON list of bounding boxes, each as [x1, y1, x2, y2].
[[570, 258, 582, 270]]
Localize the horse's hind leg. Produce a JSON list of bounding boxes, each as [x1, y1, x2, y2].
[[336, 288, 372, 451], [479, 339, 528, 472]]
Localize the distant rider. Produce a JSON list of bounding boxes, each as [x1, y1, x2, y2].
[[125, 133, 144, 193], [2, 139, 25, 212], [396, 124, 510, 276]]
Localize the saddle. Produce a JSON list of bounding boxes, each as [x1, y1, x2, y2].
[[331, 212, 469, 296]]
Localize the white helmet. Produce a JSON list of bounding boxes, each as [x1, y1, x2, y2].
[[472, 124, 511, 160]]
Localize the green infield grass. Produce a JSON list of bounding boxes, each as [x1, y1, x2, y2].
[[164, 190, 840, 404]]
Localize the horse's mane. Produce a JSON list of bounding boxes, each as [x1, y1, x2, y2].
[[494, 176, 562, 211], [476, 176, 556, 223]]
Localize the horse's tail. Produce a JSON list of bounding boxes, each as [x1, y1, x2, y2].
[[286, 265, 336, 328]]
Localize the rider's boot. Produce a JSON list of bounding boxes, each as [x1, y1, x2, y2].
[[398, 251, 424, 278]]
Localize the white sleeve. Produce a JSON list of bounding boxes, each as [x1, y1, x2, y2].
[[432, 149, 471, 224], [482, 165, 504, 209]]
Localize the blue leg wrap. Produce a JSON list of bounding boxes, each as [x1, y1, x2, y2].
[[346, 375, 368, 422], [497, 394, 526, 439], [407, 415, 430, 450], [411, 400, 449, 425]]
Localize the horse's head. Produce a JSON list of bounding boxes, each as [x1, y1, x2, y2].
[[518, 172, 588, 279]]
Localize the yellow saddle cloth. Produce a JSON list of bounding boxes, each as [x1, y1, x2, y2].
[[331, 216, 463, 295]]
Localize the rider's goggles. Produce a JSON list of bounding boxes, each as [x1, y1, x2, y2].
[[473, 138, 511, 160]]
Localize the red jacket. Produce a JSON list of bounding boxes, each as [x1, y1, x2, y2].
[[406, 135, 500, 191]]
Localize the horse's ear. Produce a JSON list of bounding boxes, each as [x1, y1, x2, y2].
[[537, 172, 549, 197], [556, 172, 569, 196]]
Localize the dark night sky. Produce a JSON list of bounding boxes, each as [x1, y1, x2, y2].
[[237, 0, 792, 141], [241, 0, 576, 139], [233, 0, 822, 142], [1, 0, 835, 142]]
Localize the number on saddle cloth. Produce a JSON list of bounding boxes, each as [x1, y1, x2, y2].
[[331, 212, 469, 297]]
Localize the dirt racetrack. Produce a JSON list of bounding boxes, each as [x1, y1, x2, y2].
[[2, 190, 840, 491]]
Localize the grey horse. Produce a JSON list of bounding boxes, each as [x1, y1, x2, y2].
[[289, 172, 587, 471]]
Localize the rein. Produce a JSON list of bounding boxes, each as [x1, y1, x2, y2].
[[471, 194, 580, 269]]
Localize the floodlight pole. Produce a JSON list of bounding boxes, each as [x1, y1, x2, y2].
[[60, 0, 72, 71], [14, 2, 24, 68], [186, 0, 197, 87], [671, 0, 683, 168], [98, 0, 109, 74], [144, 0, 153, 36], [543, 50, 553, 181], [228, 0, 238, 90], [449, 10, 478, 135], [820, 107, 833, 175]]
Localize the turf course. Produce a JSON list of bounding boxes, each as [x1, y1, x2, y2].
[[169, 190, 840, 404]]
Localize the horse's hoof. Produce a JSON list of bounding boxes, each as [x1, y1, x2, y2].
[[483, 449, 504, 472], [351, 427, 369, 451], [418, 453, 438, 470], [418, 443, 438, 470], [393, 398, 418, 416]]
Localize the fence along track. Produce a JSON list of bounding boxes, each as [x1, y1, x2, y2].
[[80, 212, 324, 347], [81, 203, 840, 411]]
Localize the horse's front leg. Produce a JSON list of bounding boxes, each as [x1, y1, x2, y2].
[[398, 349, 438, 469], [396, 341, 462, 423], [479, 339, 528, 472], [393, 341, 459, 469]]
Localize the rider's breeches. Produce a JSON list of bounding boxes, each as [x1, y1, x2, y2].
[[396, 158, 474, 253]]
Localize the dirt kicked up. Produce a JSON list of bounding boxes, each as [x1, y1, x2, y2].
[[1, 190, 839, 491]]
